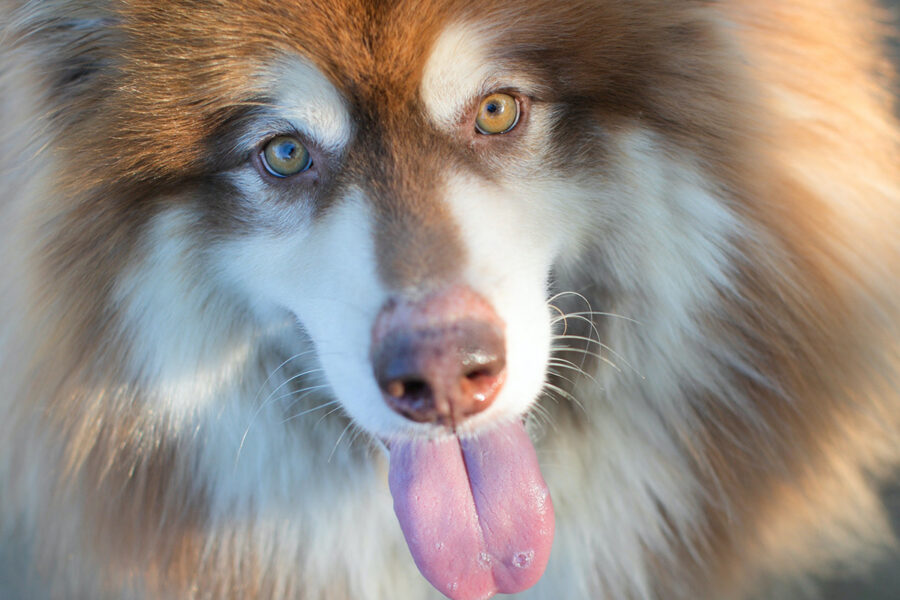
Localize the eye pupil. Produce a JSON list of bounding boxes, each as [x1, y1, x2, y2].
[[276, 142, 296, 159]]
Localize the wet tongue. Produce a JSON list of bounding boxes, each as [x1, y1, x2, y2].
[[388, 420, 555, 600]]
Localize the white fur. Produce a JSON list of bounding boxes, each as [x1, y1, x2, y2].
[[248, 57, 354, 152], [439, 174, 557, 432], [215, 189, 409, 438], [421, 22, 540, 129], [113, 208, 257, 418], [538, 134, 744, 597], [111, 198, 422, 597], [439, 128, 742, 597], [0, 32, 749, 600]]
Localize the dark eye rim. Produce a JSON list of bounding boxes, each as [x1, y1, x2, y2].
[[254, 133, 318, 181], [474, 92, 521, 135]]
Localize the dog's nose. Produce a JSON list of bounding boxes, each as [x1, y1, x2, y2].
[[371, 287, 506, 427]]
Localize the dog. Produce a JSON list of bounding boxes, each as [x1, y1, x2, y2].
[[1, 1, 898, 598]]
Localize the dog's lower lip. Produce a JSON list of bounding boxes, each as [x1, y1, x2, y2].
[[380, 423, 452, 446], [381, 415, 528, 449]]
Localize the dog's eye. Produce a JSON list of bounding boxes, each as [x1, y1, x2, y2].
[[261, 135, 312, 177], [475, 93, 519, 135]]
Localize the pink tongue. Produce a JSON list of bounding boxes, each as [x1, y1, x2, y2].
[[388, 420, 555, 600]]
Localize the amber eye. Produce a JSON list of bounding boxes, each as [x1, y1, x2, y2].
[[475, 93, 520, 135], [261, 135, 312, 177]]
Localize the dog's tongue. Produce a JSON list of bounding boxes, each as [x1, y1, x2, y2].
[[388, 420, 554, 600]]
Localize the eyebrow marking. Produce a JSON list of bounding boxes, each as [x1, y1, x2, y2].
[[420, 22, 540, 132], [259, 57, 354, 152], [420, 23, 498, 129]]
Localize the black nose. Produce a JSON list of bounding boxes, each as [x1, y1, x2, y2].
[[370, 289, 507, 427]]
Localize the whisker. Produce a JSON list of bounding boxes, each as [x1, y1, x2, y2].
[[547, 357, 599, 385], [549, 313, 603, 373], [543, 381, 587, 414], [546, 290, 594, 306], [547, 293, 607, 376], [550, 310, 643, 326], [552, 334, 643, 378], [314, 405, 344, 429], [255, 367, 326, 412], [235, 361, 324, 466], [547, 303, 569, 335], [347, 424, 369, 450], [328, 422, 355, 463], [546, 365, 579, 387], [526, 401, 556, 432], [247, 349, 317, 407], [281, 399, 340, 424], [553, 343, 623, 374], [276, 384, 333, 411], [552, 333, 620, 353]]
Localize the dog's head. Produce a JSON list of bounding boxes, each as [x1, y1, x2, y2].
[[208, 20, 579, 597], [24, 1, 758, 597]]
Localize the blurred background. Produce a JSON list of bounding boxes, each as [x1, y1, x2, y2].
[[821, 2, 899, 598], [820, 484, 900, 599]]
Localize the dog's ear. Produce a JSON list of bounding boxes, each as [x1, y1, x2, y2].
[[7, 1, 121, 105]]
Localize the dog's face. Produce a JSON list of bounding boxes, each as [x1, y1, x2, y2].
[[104, 0, 743, 431], [40, 1, 753, 597], [218, 33, 572, 441]]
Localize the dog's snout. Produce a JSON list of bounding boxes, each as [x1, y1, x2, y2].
[[374, 323, 506, 424], [371, 288, 506, 427]]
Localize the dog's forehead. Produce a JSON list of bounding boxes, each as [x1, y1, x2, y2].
[[263, 23, 508, 145], [217, 0, 550, 111], [255, 1, 456, 106], [419, 22, 511, 129], [109, 0, 609, 159]]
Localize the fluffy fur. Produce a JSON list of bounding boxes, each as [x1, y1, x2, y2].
[[1, 1, 898, 598]]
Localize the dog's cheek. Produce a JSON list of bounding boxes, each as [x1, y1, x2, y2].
[[222, 190, 419, 436], [208, 177, 316, 320]]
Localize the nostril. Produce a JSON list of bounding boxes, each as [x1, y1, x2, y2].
[[386, 378, 431, 401], [459, 356, 506, 409], [465, 368, 492, 381], [382, 377, 438, 423], [462, 354, 505, 380]]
